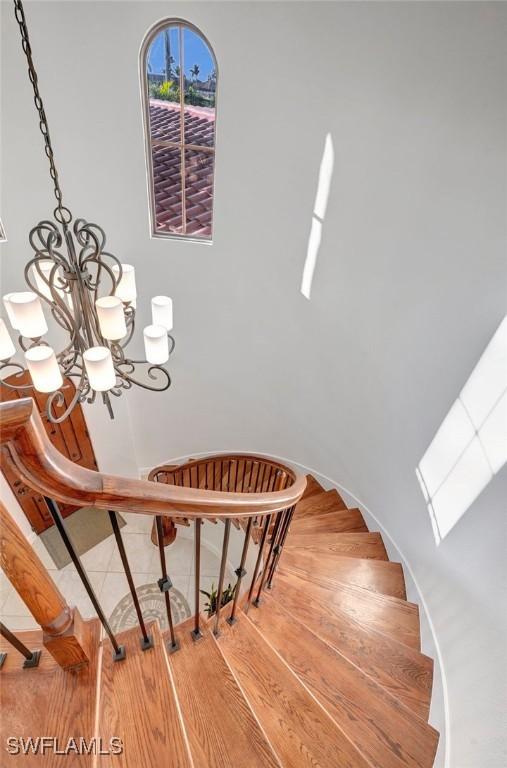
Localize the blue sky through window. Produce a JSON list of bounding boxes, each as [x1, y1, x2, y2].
[[148, 27, 214, 81]]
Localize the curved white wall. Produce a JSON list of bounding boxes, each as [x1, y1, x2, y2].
[[1, 3, 506, 766]]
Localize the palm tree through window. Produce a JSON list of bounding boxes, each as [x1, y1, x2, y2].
[[141, 21, 217, 241]]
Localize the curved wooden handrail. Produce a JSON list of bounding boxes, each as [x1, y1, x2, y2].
[[0, 398, 306, 519]]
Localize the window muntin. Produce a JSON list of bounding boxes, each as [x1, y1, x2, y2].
[[141, 21, 217, 241]]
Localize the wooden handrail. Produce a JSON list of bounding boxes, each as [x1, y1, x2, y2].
[[0, 398, 306, 519]]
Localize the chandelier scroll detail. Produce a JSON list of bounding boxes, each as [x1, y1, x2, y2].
[[0, 1, 175, 424]]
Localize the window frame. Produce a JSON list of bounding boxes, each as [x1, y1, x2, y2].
[[139, 18, 218, 244]]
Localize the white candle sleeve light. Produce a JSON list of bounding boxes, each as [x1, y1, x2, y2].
[[143, 325, 169, 364], [25, 346, 63, 392], [32, 260, 54, 301], [0, 319, 15, 360], [151, 296, 173, 331], [113, 264, 137, 304], [83, 346, 116, 391], [9, 292, 48, 338], [96, 296, 127, 340], [3, 293, 20, 329]]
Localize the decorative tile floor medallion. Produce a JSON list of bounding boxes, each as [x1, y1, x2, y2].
[[109, 583, 191, 633]]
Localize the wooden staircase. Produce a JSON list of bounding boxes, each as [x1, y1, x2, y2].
[[1, 474, 439, 767]]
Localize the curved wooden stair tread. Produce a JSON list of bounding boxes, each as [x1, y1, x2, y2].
[[285, 531, 389, 560], [300, 474, 326, 499], [294, 489, 347, 519], [245, 595, 439, 767], [280, 548, 408, 599], [215, 609, 372, 768], [274, 568, 421, 650], [268, 574, 432, 716], [291, 507, 368, 534]]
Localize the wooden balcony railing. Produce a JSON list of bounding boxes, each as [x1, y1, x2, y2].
[[0, 398, 306, 666]]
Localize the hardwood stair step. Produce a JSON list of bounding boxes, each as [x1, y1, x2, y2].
[[295, 489, 347, 519], [301, 474, 325, 499], [280, 549, 407, 599], [0, 619, 101, 768], [285, 531, 389, 560], [276, 569, 419, 648], [269, 574, 432, 717], [164, 619, 281, 767], [97, 622, 192, 767], [291, 507, 368, 534], [216, 612, 372, 768], [247, 595, 439, 768]]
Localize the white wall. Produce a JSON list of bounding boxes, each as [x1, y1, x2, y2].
[[1, 3, 506, 766]]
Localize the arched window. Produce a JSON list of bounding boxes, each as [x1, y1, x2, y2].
[[140, 20, 217, 241]]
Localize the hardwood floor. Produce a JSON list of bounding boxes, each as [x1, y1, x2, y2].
[[0, 620, 100, 767]]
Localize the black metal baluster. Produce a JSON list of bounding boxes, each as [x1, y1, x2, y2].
[[191, 518, 203, 640], [0, 651, 6, 669], [245, 513, 272, 611], [213, 518, 231, 636], [44, 497, 125, 661], [0, 622, 41, 668], [109, 511, 153, 651], [254, 509, 284, 606], [155, 516, 179, 653], [227, 517, 253, 625], [267, 505, 295, 589]]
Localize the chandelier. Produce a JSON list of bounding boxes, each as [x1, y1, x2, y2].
[[0, 0, 174, 424]]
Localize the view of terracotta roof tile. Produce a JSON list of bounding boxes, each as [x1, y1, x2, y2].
[[149, 100, 215, 238]]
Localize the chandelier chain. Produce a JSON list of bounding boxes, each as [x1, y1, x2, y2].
[[13, 0, 68, 223]]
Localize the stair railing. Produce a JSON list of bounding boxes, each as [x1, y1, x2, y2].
[[0, 398, 306, 662], [149, 454, 301, 637], [0, 621, 41, 668]]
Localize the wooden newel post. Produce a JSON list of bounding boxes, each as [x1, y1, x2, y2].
[[0, 501, 90, 669]]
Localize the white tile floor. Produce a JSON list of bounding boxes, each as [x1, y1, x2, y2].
[[1, 512, 234, 633]]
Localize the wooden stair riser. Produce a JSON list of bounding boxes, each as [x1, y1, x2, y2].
[[301, 474, 325, 499]]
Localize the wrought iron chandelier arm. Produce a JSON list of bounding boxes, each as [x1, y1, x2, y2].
[[115, 362, 172, 393], [10, 0, 175, 423], [0, 362, 35, 390]]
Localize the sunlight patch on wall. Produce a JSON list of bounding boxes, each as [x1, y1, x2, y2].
[[416, 316, 507, 544], [300, 133, 334, 300]]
